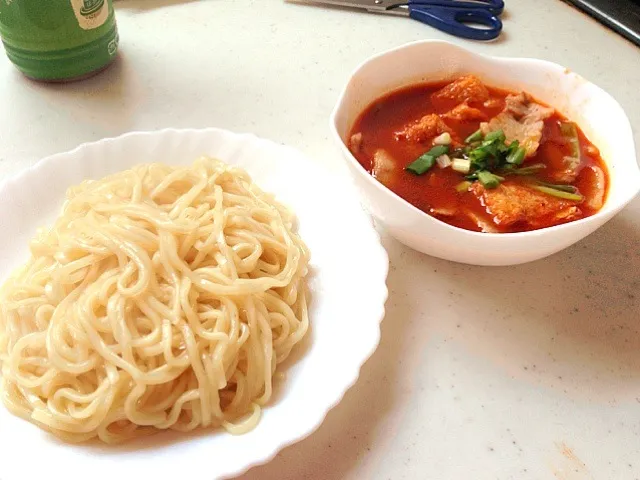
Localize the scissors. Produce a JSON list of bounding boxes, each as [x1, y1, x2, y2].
[[304, 0, 504, 41]]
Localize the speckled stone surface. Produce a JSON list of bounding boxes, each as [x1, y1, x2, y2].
[[0, 0, 639, 478]]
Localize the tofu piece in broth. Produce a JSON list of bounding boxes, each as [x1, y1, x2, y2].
[[471, 181, 582, 228]]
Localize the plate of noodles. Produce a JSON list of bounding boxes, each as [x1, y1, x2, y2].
[[0, 128, 388, 480]]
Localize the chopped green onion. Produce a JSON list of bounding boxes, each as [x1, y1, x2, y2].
[[433, 132, 452, 145], [452, 158, 471, 174], [480, 142, 500, 157], [483, 129, 505, 144], [477, 170, 502, 189], [406, 153, 436, 175], [436, 154, 452, 169], [560, 121, 580, 158], [506, 146, 526, 165], [533, 185, 584, 201], [497, 142, 510, 154], [405, 145, 450, 175], [468, 147, 490, 171], [503, 163, 546, 176], [455, 181, 472, 192], [501, 140, 519, 157], [465, 129, 483, 144], [469, 147, 490, 161], [428, 145, 450, 157], [535, 181, 577, 193]]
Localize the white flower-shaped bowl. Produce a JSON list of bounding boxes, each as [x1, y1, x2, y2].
[[330, 40, 640, 266]]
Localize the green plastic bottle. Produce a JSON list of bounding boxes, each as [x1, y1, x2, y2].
[[0, 0, 119, 81]]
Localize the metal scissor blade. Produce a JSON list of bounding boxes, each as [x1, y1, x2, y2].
[[301, 0, 408, 15]]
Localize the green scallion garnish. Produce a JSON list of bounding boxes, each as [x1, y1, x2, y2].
[[405, 145, 450, 175], [503, 163, 546, 176], [477, 170, 503, 189], [533, 185, 584, 201], [465, 129, 484, 144], [428, 145, 449, 158], [452, 158, 472, 174], [483, 129, 505, 144], [406, 153, 435, 175], [506, 146, 526, 165], [433, 126, 580, 197], [535, 181, 577, 193]]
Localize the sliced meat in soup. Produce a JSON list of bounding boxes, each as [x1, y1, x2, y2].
[[480, 92, 554, 157]]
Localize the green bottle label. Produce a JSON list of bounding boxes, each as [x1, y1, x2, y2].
[[71, 0, 107, 30], [0, 0, 119, 81]]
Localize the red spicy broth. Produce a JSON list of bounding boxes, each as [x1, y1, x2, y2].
[[348, 77, 608, 233]]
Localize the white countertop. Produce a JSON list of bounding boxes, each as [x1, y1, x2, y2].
[[1, 0, 639, 478]]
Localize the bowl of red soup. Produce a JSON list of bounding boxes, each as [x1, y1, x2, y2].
[[330, 41, 640, 266]]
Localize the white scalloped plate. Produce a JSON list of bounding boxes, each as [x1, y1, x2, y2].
[[0, 129, 388, 480]]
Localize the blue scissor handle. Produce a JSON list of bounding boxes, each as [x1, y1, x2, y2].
[[408, 0, 504, 16], [408, 5, 503, 41]]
